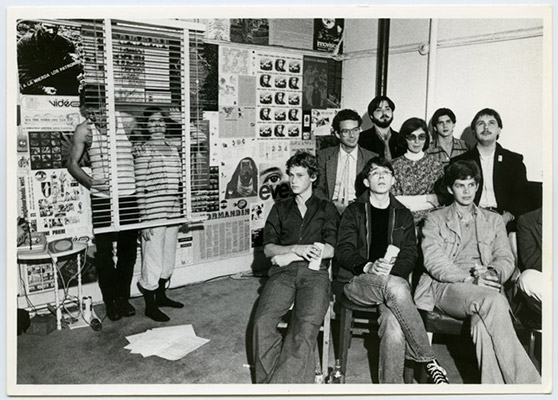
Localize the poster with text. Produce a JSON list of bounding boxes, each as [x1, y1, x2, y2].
[[194, 212, 251, 262], [16, 20, 83, 96], [218, 138, 259, 210], [21, 169, 92, 238], [313, 18, 344, 53]]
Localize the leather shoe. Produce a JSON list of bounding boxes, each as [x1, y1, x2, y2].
[[117, 298, 136, 317], [105, 300, 122, 321]]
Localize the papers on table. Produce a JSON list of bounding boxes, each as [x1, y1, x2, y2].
[[125, 324, 209, 361]]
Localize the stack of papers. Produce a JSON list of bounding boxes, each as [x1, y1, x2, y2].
[[124, 324, 209, 361]]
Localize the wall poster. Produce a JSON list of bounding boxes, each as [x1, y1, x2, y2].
[[313, 18, 344, 53], [255, 50, 302, 139]]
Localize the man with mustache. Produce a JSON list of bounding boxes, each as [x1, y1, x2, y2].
[[358, 95, 405, 161], [451, 108, 529, 230]]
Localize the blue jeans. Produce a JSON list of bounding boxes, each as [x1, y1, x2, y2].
[[344, 274, 435, 383], [253, 265, 330, 383], [434, 282, 540, 383]]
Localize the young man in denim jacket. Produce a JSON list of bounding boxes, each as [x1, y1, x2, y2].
[[415, 160, 540, 383]]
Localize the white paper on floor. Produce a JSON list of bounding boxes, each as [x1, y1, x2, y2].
[[125, 324, 209, 361]]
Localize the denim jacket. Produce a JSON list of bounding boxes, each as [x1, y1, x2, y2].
[[414, 203, 514, 311]]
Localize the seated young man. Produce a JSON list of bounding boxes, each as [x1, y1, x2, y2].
[[414, 160, 540, 383], [335, 156, 449, 384], [252, 151, 340, 383]]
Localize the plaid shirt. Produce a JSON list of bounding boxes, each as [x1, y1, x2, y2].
[[427, 137, 470, 165]]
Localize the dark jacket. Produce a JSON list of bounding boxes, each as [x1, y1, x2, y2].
[[315, 145, 378, 201], [358, 127, 405, 160], [517, 208, 542, 272], [451, 143, 528, 218], [334, 191, 417, 284]]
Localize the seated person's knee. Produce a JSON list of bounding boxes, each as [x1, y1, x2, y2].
[[517, 269, 540, 297], [385, 275, 411, 301]]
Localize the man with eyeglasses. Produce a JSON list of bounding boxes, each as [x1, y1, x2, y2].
[[315, 109, 377, 213], [358, 96, 405, 161], [451, 108, 529, 230], [334, 157, 449, 384]]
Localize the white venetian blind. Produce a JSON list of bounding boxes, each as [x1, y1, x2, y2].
[[79, 18, 206, 234]]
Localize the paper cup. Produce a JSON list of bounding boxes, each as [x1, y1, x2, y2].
[[308, 242, 325, 271]]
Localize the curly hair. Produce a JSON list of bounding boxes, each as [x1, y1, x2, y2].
[[286, 151, 320, 184]]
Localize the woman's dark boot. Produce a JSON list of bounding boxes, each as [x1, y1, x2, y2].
[[155, 278, 184, 308], [138, 283, 170, 322]]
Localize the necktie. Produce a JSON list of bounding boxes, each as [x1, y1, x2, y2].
[[336, 154, 352, 212], [382, 136, 392, 160]]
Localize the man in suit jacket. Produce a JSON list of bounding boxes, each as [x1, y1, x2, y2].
[[315, 109, 377, 212], [358, 95, 405, 160], [451, 108, 528, 230]]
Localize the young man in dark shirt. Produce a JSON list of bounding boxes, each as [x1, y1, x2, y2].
[[335, 156, 448, 384], [253, 151, 339, 383]]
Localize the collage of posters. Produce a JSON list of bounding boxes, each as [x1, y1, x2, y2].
[[18, 95, 92, 239]]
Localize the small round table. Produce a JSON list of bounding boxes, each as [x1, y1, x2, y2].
[[18, 242, 87, 330]]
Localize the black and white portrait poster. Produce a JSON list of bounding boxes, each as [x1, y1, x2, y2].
[[16, 20, 83, 95], [255, 50, 302, 139]]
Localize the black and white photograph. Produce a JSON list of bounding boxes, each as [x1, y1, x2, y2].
[[5, 4, 553, 399]]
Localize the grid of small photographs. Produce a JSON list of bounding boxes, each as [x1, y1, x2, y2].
[[28, 131, 65, 170], [256, 52, 302, 139]]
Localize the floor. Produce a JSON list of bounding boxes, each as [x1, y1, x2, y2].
[[16, 273, 539, 387]]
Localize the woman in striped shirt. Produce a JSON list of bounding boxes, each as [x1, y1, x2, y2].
[[134, 107, 184, 322]]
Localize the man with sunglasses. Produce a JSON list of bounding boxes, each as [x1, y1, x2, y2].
[[315, 109, 377, 213], [334, 157, 449, 384]]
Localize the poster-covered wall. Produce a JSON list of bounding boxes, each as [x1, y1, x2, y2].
[[17, 95, 92, 239], [15, 19, 343, 307]]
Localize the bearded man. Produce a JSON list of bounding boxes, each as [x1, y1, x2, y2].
[[358, 95, 405, 161]]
